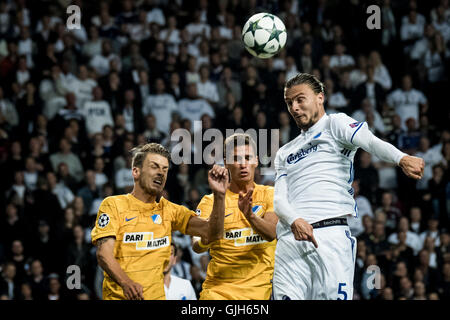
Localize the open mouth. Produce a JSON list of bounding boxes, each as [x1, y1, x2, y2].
[[153, 179, 163, 186]]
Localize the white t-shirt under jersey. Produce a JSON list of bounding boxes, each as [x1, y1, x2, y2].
[[164, 275, 197, 300]]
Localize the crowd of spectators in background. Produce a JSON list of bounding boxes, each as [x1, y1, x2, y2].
[[0, 0, 449, 300]]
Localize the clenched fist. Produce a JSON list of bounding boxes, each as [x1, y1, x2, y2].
[[399, 155, 425, 180]]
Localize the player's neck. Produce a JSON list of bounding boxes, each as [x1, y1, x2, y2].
[[229, 180, 254, 194], [131, 187, 157, 203]]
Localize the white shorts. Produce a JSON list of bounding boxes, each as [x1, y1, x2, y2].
[[272, 223, 357, 300]]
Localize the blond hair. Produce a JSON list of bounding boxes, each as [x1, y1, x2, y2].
[[131, 143, 171, 168]]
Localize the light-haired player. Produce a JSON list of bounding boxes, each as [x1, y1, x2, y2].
[[91, 143, 228, 300], [192, 133, 278, 300], [272, 73, 424, 300]]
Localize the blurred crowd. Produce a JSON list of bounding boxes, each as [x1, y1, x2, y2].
[[0, 0, 449, 300]]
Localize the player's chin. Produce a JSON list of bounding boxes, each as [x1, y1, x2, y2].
[[145, 184, 163, 195], [295, 118, 307, 127], [237, 175, 253, 183]]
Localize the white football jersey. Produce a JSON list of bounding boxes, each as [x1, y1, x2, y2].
[[275, 113, 365, 233]]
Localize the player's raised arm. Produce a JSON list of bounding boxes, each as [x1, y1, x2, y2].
[[185, 165, 228, 243], [330, 114, 425, 180]]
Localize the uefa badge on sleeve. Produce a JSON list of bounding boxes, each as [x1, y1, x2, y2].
[[98, 213, 110, 228]]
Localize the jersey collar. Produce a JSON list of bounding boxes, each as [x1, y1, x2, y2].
[[127, 193, 161, 214]]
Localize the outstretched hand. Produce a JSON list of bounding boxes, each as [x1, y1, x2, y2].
[[208, 165, 229, 195]]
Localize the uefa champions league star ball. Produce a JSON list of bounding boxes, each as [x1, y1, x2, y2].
[[241, 13, 287, 59]]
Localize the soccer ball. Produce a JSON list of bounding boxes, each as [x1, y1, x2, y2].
[[241, 13, 287, 59]]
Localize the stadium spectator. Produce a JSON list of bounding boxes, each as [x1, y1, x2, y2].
[[414, 136, 443, 190], [178, 83, 215, 131], [19, 282, 33, 300], [0, 261, 17, 299], [50, 138, 84, 182], [397, 117, 422, 155], [386, 75, 428, 130], [143, 78, 178, 134], [375, 191, 402, 234], [197, 64, 219, 106], [89, 39, 120, 77], [352, 66, 386, 112], [388, 216, 422, 255], [82, 86, 114, 137]]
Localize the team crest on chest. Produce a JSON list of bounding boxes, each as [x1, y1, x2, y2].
[[151, 214, 162, 224]]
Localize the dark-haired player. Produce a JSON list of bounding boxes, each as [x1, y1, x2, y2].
[[272, 73, 425, 300]]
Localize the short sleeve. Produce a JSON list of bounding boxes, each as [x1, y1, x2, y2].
[[196, 194, 214, 220], [91, 197, 120, 245], [265, 186, 275, 213], [171, 202, 197, 234], [329, 113, 368, 149], [274, 149, 287, 181]]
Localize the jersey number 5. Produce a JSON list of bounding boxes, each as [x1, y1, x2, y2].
[[337, 283, 347, 300]]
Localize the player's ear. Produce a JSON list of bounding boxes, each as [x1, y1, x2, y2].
[[131, 166, 140, 179], [317, 92, 324, 105]]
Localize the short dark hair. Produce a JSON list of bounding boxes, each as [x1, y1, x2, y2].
[[284, 73, 324, 94], [131, 143, 171, 168]]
